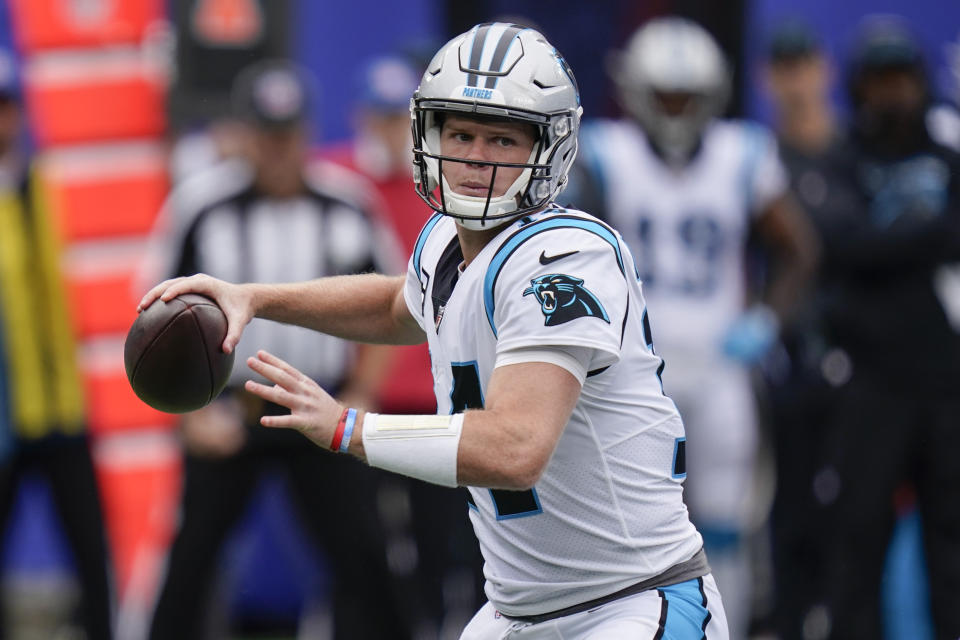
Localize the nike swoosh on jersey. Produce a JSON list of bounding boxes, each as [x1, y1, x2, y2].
[[539, 250, 580, 265]]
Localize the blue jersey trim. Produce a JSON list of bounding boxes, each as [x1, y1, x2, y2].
[[413, 213, 443, 282], [483, 216, 626, 337], [659, 577, 712, 638]]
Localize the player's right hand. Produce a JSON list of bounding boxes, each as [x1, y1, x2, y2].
[[137, 273, 254, 354]]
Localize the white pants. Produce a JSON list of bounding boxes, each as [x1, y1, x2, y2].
[[661, 358, 758, 640], [459, 576, 729, 640]]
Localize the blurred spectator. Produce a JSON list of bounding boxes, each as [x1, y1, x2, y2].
[[144, 59, 410, 640], [568, 17, 818, 639], [765, 20, 839, 158], [322, 54, 486, 638], [0, 52, 114, 639], [812, 16, 960, 639], [760, 21, 846, 640]]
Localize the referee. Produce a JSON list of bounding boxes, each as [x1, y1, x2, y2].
[[147, 60, 409, 640]]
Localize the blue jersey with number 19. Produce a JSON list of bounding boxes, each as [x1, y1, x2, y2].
[[403, 207, 703, 617]]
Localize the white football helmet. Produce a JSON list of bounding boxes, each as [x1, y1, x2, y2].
[[411, 23, 583, 230], [611, 17, 730, 165]]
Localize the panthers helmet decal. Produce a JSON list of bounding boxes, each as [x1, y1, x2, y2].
[[523, 274, 610, 326]]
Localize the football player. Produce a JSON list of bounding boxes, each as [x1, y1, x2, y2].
[[139, 23, 729, 639], [567, 17, 818, 639]]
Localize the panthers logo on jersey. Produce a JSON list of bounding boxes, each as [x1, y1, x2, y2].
[[523, 274, 610, 326]]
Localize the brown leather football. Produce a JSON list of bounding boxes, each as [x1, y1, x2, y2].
[[124, 294, 235, 413]]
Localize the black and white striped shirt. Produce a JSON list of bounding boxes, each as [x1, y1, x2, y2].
[[167, 159, 390, 390]]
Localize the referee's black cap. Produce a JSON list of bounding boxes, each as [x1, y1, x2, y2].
[[231, 59, 317, 129]]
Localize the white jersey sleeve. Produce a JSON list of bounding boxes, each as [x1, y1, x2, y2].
[[486, 225, 630, 370], [403, 213, 445, 332], [744, 123, 788, 215], [494, 345, 592, 384], [403, 254, 426, 331]]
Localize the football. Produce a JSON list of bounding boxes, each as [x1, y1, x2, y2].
[[124, 293, 236, 413]]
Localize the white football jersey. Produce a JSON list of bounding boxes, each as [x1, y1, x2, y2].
[[403, 207, 702, 616], [578, 119, 787, 362]]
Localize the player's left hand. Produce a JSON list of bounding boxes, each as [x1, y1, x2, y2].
[[244, 350, 345, 449], [721, 304, 779, 364]]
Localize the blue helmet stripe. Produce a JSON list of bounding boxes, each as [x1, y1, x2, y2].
[[483, 216, 626, 336]]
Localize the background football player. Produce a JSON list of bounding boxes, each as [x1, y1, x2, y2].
[[567, 17, 819, 639]]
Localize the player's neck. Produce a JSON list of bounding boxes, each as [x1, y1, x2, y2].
[[456, 222, 508, 268], [454, 205, 551, 267]]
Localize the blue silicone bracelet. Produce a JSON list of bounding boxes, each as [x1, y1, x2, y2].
[[339, 408, 358, 453]]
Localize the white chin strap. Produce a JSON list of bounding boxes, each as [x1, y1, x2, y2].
[[440, 169, 531, 230]]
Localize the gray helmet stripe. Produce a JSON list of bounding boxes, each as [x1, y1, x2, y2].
[[484, 25, 525, 89], [466, 24, 492, 87]]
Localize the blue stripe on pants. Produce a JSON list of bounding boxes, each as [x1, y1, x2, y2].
[[658, 578, 711, 639]]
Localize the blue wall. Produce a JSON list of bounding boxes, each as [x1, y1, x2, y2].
[[745, 0, 960, 123], [293, 0, 444, 143]]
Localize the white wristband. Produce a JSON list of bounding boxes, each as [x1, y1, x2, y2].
[[361, 412, 463, 487]]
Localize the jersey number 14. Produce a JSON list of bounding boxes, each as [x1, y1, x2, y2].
[[451, 362, 542, 520]]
